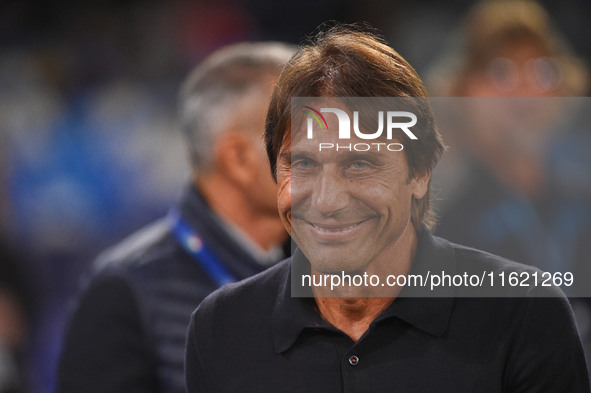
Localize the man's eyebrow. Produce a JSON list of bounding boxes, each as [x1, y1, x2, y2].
[[346, 151, 383, 159], [278, 150, 292, 163], [279, 149, 319, 164], [339, 150, 387, 162]]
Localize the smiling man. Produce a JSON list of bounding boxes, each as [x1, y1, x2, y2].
[[185, 26, 589, 392]]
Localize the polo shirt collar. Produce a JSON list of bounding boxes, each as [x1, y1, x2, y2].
[[272, 225, 456, 353]]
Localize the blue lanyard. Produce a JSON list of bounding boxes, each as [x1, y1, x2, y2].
[[168, 210, 236, 287]]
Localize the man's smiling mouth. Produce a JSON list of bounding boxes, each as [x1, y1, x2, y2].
[[310, 222, 365, 232], [303, 218, 374, 238]]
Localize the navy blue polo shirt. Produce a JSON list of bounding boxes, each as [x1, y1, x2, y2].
[[186, 227, 590, 392]]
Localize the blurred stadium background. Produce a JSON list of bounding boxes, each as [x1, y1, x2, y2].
[[0, 0, 589, 391]]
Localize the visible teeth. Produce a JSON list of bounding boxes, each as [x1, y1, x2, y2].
[[313, 223, 360, 232]]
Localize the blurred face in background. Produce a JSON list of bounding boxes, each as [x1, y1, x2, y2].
[[231, 81, 281, 218], [456, 37, 565, 195], [463, 37, 562, 98]]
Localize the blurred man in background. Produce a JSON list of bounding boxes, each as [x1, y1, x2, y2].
[[56, 41, 294, 393], [429, 0, 591, 365]]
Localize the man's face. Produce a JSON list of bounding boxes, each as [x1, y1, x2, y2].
[[276, 114, 428, 275], [245, 96, 280, 216], [233, 82, 282, 218], [460, 41, 564, 175]]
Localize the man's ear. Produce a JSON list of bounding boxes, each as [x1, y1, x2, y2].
[[410, 172, 430, 200], [214, 131, 257, 187]]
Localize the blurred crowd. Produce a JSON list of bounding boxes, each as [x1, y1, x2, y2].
[[0, 0, 590, 392], [427, 0, 591, 363]]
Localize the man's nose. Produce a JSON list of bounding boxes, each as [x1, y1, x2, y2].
[[310, 166, 350, 216]]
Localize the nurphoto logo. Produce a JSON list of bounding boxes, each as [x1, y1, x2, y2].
[[302, 106, 417, 152]]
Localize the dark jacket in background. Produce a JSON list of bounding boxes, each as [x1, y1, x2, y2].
[[56, 186, 283, 393]]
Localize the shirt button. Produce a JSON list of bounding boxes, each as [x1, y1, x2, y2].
[[349, 355, 359, 366]]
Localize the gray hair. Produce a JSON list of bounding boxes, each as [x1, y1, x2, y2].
[[179, 42, 296, 172]]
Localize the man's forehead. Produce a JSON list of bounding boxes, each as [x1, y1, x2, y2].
[[281, 138, 409, 168]]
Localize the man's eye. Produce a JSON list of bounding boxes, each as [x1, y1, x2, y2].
[[350, 161, 369, 169], [294, 159, 314, 169]]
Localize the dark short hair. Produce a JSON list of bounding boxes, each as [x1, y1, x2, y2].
[[264, 25, 445, 230]]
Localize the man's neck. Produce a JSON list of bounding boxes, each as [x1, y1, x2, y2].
[[312, 223, 418, 342], [315, 297, 395, 342], [196, 177, 286, 251]]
